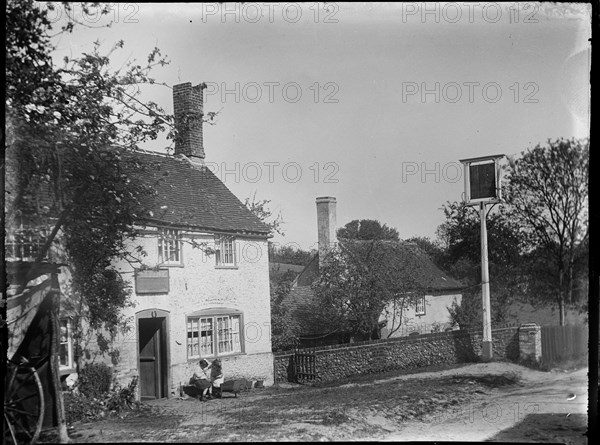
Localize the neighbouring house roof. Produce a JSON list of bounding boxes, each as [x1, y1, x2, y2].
[[293, 241, 463, 291], [128, 150, 271, 236], [282, 285, 324, 336], [293, 254, 320, 287], [378, 241, 464, 292], [4, 141, 60, 217], [269, 262, 306, 275], [280, 240, 464, 336], [269, 262, 307, 283]]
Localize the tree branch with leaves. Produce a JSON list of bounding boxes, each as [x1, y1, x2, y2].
[[311, 240, 427, 341], [504, 138, 589, 325]]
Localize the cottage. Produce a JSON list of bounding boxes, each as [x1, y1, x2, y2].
[[5, 82, 275, 400], [109, 83, 274, 398], [281, 197, 463, 346]]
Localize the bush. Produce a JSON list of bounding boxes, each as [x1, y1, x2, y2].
[[63, 391, 104, 423], [63, 376, 140, 424], [430, 322, 443, 333], [106, 377, 140, 413], [78, 362, 112, 398]]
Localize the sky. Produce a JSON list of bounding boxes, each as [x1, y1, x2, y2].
[[46, 2, 591, 251]]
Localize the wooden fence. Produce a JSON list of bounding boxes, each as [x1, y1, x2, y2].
[[541, 325, 588, 364]]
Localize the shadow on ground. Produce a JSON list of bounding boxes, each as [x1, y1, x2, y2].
[[486, 413, 587, 445]]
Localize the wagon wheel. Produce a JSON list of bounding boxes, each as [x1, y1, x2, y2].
[[3, 358, 45, 445]]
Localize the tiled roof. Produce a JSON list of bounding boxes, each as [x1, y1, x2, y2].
[[282, 285, 324, 335], [378, 241, 464, 292], [291, 241, 463, 291], [269, 262, 306, 275], [294, 254, 319, 286], [127, 151, 271, 236], [269, 262, 306, 283], [280, 240, 464, 335]]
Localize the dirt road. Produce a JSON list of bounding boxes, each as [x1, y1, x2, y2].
[[377, 363, 588, 443], [58, 362, 589, 443]]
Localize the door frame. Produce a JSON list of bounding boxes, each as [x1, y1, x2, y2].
[[136, 308, 170, 399]]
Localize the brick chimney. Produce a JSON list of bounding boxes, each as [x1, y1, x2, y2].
[[316, 196, 337, 264], [173, 82, 206, 160]]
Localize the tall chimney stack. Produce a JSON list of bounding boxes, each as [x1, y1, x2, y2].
[[316, 196, 337, 264], [173, 82, 206, 160]]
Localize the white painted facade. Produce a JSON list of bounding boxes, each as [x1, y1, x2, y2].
[[380, 293, 462, 338], [109, 227, 274, 397]]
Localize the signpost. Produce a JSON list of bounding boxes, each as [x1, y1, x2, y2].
[[459, 154, 504, 360]]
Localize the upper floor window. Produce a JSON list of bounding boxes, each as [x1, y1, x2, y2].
[[158, 228, 181, 265], [415, 295, 426, 316], [215, 235, 235, 266], [5, 217, 49, 261]]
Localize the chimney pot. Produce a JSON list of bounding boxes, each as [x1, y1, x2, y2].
[[316, 196, 337, 265], [173, 82, 206, 160]]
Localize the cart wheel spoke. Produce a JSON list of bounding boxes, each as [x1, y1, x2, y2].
[[4, 413, 19, 444], [10, 413, 35, 439], [5, 407, 38, 442], [4, 363, 45, 445], [8, 390, 43, 406], [5, 406, 38, 417]]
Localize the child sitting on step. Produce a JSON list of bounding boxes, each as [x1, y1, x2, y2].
[[209, 358, 224, 399]]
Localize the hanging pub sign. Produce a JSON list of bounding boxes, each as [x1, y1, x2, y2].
[[459, 154, 504, 206], [135, 268, 170, 294]]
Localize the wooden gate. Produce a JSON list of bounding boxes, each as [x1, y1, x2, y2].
[[294, 348, 317, 383], [541, 325, 588, 364]]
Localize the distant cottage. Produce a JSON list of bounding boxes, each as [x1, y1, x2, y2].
[[281, 197, 463, 347]]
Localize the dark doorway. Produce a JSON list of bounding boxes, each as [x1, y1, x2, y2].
[[138, 317, 167, 400]]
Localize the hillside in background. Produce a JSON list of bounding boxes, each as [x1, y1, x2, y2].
[[506, 300, 587, 326]]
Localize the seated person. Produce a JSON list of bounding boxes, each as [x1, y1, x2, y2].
[[209, 358, 224, 399], [189, 359, 212, 401]]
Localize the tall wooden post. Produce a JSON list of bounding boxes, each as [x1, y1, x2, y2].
[[460, 154, 504, 361], [50, 272, 70, 443], [480, 202, 492, 360]]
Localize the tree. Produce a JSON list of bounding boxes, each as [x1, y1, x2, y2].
[[242, 193, 304, 350], [244, 192, 285, 237], [5, 2, 184, 440], [269, 270, 300, 351], [404, 236, 444, 265], [311, 240, 426, 341], [268, 244, 315, 266], [337, 219, 400, 241], [504, 138, 589, 325], [436, 201, 525, 328], [4, 0, 205, 348]]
